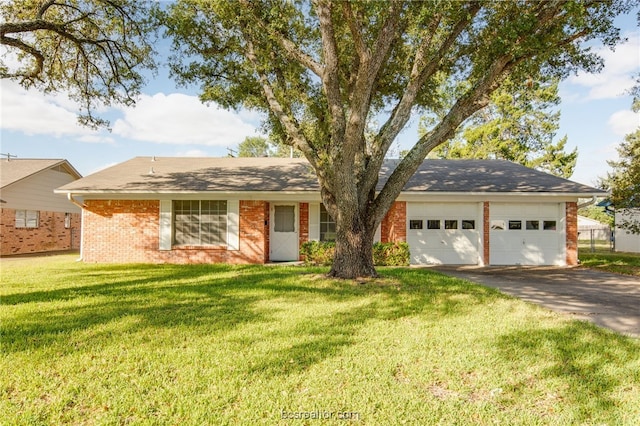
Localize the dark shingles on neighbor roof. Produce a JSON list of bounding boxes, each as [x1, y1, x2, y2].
[[56, 156, 605, 194]]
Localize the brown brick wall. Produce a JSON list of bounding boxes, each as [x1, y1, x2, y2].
[[81, 199, 271, 264], [483, 202, 490, 266], [82, 200, 159, 263], [381, 201, 407, 243], [239, 200, 269, 264], [565, 201, 578, 266], [1, 208, 80, 256], [299, 203, 309, 260]]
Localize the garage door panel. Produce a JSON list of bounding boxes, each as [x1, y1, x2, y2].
[[407, 203, 481, 265], [410, 231, 479, 265], [490, 203, 565, 266]]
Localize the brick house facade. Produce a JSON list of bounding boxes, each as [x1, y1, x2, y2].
[[0, 209, 80, 256], [1, 159, 82, 256], [79, 199, 407, 264], [56, 157, 601, 266]]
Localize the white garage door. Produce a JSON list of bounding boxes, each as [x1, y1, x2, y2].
[[407, 203, 481, 265], [490, 203, 565, 265]]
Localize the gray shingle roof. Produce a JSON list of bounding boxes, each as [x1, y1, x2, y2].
[[1, 158, 82, 189], [56, 156, 605, 195]]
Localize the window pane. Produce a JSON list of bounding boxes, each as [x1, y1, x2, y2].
[[462, 220, 475, 230], [427, 220, 440, 230], [274, 205, 295, 232], [543, 220, 557, 230], [320, 205, 337, 241], [508, 220, 522, 230], [409, 220, 423, 230], [526, 220, 539, 230], [173, 200, 227, 245], [15, 210, 26, 228], [445, 220, 458, 230], [491, 220, 505, 230]]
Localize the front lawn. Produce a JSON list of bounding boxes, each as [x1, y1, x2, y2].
[[2, 255, 639, 425], [578, 245, 640, 276]]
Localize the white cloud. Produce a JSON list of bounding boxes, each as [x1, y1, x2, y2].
[[111, 93, 257, 146], [568, 30, 640, 100], [0, 80, 113, 142], [608, 109, 640, 136]]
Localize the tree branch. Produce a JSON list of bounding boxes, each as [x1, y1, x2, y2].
[[342, 2, 367, 61], [343, 0, 404, 169], [238, 0, 324, 77], [243, 38, 319, 167], [313, 0, 346, 154], [0, 35, 44, 81], [361, 2, 482, 200]]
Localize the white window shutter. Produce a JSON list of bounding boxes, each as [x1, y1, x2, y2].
[[309, 203, 320, 241], [227, 200, 240, 250], [159, 200, 172, 250]]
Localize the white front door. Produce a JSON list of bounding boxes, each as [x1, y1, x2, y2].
[[270, 203, 299, 261]]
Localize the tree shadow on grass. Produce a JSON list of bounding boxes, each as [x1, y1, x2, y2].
[[2, 264, 504, 380], [495, 322, 640, 423]]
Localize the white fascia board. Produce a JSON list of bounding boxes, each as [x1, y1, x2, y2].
[[56, 190, 323, 202], [56, 189, 605, 203], [397, 192, 605, 203]]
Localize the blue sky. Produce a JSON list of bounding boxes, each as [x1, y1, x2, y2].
[[1, 10, 638, 186]]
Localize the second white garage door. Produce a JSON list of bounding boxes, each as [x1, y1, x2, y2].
[[490, 203, 565, 265], [407, 202, 481, 265]]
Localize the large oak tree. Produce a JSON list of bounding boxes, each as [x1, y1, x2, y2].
[[162, 0, 630, 278], [1, 0, 156, 128]]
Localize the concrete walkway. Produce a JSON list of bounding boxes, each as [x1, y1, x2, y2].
[[432, 266, 640, 338]]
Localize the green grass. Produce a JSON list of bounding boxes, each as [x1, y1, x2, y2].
[[2, 255, 639, 425], [578, 243, 640, 276]]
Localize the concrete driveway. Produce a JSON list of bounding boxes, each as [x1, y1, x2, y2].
[[432, 266, 640, 338]]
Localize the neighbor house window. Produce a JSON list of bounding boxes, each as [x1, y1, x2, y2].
[[173, 200, 227, 245], [15, 210, 39, 228], [320, 205, 336, 241], [64, 213, 72, 229]]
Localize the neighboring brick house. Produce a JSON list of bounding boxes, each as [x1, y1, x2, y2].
[[56, 157, 605, 266], [1, 159, 82, 256]]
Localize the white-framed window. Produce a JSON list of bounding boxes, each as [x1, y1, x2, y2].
[[15, 210, 39, 228], [320, 205, 336, 241], [173, 200, 227, 245]]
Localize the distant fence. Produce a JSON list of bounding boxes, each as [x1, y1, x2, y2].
[[578, 226, 613, 252]]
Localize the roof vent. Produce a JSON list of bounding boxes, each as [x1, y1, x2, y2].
[[151, 156, 156, 162], [149, 167, 155, 174]]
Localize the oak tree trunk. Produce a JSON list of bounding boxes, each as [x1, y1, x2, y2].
[[327, 206, 377, 279]]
